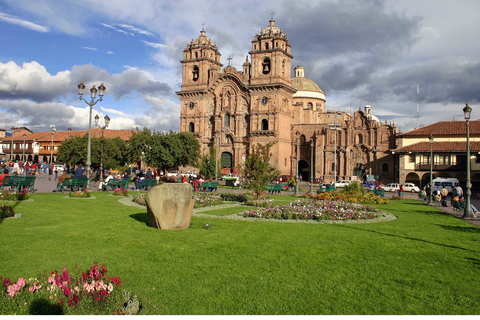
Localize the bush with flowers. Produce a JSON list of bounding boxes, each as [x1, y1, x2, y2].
[[242, 198, 379, 221], [1, 190, 29, 201], [0, 262, 128, 315], [305, 190, 389, 204], [0, 204, 15, 219], [112, 188, 128, 197], [68, 190, 91, 198]]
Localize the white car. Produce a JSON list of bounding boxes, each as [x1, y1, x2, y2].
[[382, 183, 400, 192], [181, 171, 197, 178], [334, 180, 352, 188], [402, 183, 420, 193], [167, 170, 180, 177], [53, 165, 64, 172]]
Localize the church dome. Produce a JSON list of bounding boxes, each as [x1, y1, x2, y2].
[[292, 65, 325, 100], [187, 29, 217, 50], [253, 19, 289, 41]]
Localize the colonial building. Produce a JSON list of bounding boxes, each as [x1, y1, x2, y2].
[[1, 127, 134, 164], [393, 120, 480, 190], [177, 19, 397, 183]]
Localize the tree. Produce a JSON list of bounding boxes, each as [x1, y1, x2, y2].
[[57, 135, 128, 170], [243, 142, 280, 199], [199, 145, 217, 179], [125, 129, 200, 174]]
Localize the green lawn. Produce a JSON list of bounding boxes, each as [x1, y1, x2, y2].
[[1, 192, 479, 315]]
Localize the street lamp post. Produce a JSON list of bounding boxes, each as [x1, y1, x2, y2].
[[310, 139, 314, 193], [68, 127, 72, 139], [463, 103, 473, 218], [428, 134, 433, 205], [50, 124, 56, 164], [294, 132, 300, 196], [95, 114, 110, 182], [78, 81, 106, 190], [10, 127, 14, 162], [22, 134, 26, 168]]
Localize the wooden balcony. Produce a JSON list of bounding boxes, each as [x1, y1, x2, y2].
[[415, 163, 465, 171]]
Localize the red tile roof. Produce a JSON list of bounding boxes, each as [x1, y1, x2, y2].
[[1, 128, 135, 143], [399, 120, 480, 137], [394, 141, 480, 153]]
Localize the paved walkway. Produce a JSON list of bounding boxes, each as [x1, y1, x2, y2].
[[25, 175, 480, 228]]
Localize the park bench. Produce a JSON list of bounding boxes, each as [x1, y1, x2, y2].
[[58, 177, 89, 192], [1, 176, 36, 193], [370, 189, 385, 197], [266, 184, 287, 195], [317, 185, 337, 194], [199, 181, 218, 192], [452, 200, 465, 213], [103, 179, 129, 191], [19, 176, 36, 193], [137, 179, 157, 191]]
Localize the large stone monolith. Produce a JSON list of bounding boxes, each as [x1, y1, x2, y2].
[[146, 183, 195, 229]]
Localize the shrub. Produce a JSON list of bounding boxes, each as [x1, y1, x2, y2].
[[0, 204, 15, 219], [220, 193, 247, 203], [68, 190, 91, 198], [344, 181, 365, 195]]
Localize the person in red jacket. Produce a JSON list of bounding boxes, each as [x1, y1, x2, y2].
[[0, 169, 10, 185]]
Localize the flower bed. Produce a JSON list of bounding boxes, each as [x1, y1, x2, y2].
[[306, 190, 389, 204], [0, 262, 129, 315], [69, 190, 91, 198], [1, 190, 29, 201], [242, 198, 379, 221], [112, 188, 128, 197]]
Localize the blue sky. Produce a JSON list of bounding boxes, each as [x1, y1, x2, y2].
[[1, 0, 480, 134]]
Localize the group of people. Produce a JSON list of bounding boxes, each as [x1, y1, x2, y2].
[[0, 160, 60, 176]]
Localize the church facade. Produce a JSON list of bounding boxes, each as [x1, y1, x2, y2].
[[177, 19, 397, 183]]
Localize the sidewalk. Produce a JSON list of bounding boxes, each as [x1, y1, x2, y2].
[[428, 201, 480, 228]]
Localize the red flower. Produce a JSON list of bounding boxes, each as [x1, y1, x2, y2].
[[68, 297, 74, 306], [100, 265, 107, 274], [4, 278, 11, 286], [73, 293, 80, 304]]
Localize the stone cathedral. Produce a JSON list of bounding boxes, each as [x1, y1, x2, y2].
[[177, 19, 397, 183]]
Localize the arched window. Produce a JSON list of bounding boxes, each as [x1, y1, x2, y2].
[[261, 119, 269, 130], [224, 114, 230, 128], [189, 122, 195, 133], [382, 163, 389, 172], [355, 134, 363, 145], [265, 42, 269, 50], [262, 57, 271, 74], [192, 65, 199, 81], [195, 52, 198, 58], [300, 134, 306, 145], [307, 102, 313, 109]]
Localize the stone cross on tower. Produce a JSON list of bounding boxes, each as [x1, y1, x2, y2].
[[201, 22, 206, 31], [270, 11, 275, 20], [227, 56, 232, 66]]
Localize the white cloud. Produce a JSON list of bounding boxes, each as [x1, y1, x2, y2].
[[115, 23, 154, 37], [0, 12, 49, 32], [100, 107, 132, 118], [83, 47, 98, 51], [141, 40, 166, 49]]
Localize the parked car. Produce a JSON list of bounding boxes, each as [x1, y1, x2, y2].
[[53, 165, 64, 172], [334, 180, 352, 188], [167, 170, 180, 177], [222, 173, 239, 180], [402, 183, 420, 193], [382, 183, 400, 192], [181, 171, 197, 178]]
